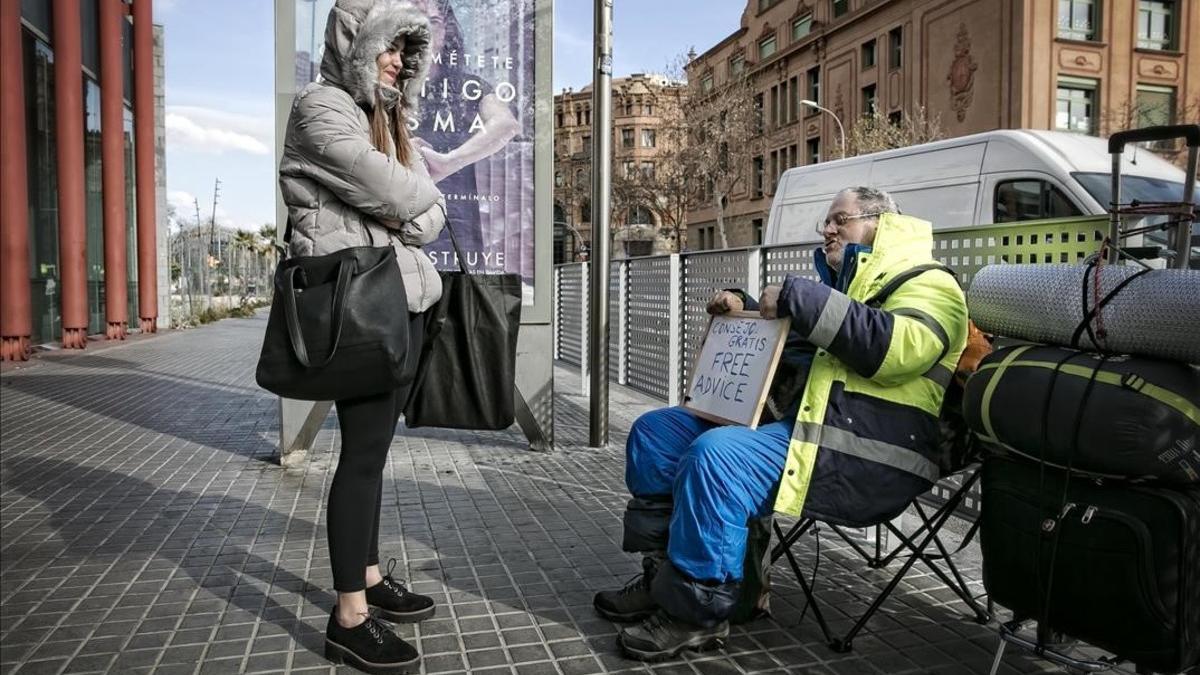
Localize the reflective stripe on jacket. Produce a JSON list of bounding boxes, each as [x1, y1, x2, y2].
[[772, 213, 969, 520]]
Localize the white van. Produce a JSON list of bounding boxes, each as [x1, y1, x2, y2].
[[765, 129, 1193, 248]]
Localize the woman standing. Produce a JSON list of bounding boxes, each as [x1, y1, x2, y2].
[[278, 1, 446, 671]]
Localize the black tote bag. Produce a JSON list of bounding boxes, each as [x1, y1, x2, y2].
[[404, 222, 522, 430], [255, 242, 411, 402]]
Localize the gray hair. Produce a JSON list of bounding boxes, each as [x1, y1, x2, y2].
[[840, 186, 899, 216]]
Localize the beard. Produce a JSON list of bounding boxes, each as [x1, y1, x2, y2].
[[824, 240, 844, 271]]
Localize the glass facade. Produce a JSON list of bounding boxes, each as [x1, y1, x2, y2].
[[18, 10, 139, 344], [1137, 1, 1175, 50], [23, 33, 61, 345], [125, 108, 138, 325], [85, 78, 104, 334]]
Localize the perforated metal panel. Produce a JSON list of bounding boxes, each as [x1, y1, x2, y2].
[[762, 244, 820, 286], [933, 216, 1108, 288], [626, 256, 675, 401], [680, 251, 755, 395], [557, 263, 586, 367], [609, 261, 624, 383]]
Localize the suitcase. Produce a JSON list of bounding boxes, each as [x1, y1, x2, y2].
[[981, 455, 1200, 673]]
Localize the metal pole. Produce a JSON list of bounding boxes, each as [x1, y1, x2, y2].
[[1174, 145, 1197, 269], [1108, 152, 1121, 264], [588, 0, 613, 448], [801, 100, 845, 159]]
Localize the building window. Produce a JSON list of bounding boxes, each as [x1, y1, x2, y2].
[[581, 134, 591, 152], [580, 198, 591, 223], [1056, 77, 1098, 134], [994, 180, 1082, 222], [702, 74, 714, 93], [888, 110, 903, 126], [808, 138, 821, 164], [1137, 85, 1177, 147], [753, 218, 764, 245], [1137, 1, 1175, 50], [623, 100, 633, 116], [1058, 0, 1098, 41], [575, 108, 582, 125], [123, 107, 137, 325], [623, 161, 637, 178], [556, 111, 564, 127], [622, 128, 634, 148], [555, 172, 563, 187], [729, 54, 745, 77], [641, 129, 656, 148], [84, 79, 104, 335], [807, 67, 820, 107], [862, 39, 876, 68], [787, 76, 799, 123], [754, 93, 765, 133], [752, 156, 765, 198], [759, 34, 778, 60], [889, 27, 903, 69], [629, 205, 654, 225], [641, 162, 655, 179], [832, 0, 849, 18], [862, 84, 877, 115], [24, 33, 61, 344], [644, 102, 654, 115], [792, 14, 813, 41], [758, 0, 781, 11]]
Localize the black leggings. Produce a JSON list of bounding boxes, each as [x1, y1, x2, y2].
[[328, 312, 424, 592]]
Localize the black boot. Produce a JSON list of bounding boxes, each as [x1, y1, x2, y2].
[[594, 555, 660, 622], [617, 609, 729, 661], [325, 612, 420, 674], [366, 559, 436, 623]]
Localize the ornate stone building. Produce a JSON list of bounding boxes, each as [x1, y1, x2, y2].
[[553, 73, 686, 262], [685, 0, 1198, 249]]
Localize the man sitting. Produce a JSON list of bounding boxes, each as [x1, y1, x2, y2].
[[594, 186, 970, 661]]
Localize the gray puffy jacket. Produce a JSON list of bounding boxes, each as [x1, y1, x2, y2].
[[279, 0, 445, 312]]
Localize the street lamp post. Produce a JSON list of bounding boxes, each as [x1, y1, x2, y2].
[[800, 99, 846, 159]]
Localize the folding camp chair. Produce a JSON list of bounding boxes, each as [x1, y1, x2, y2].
[[769, 464, 992, 652]]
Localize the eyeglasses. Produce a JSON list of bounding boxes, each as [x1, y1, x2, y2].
[[814, 211, 883, 234]]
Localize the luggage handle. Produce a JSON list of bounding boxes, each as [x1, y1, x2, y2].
[[1107, 124, 1200, 153], [282, 259, 355, 369]]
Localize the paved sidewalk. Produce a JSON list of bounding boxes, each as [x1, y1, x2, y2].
[[2, 315, 1070, 674]]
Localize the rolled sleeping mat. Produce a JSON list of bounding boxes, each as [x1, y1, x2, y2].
[[968, 264, 1200, 363], [963, 344, 1200, 484]]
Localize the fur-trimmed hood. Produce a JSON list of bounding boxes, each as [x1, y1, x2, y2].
[[318, 0, 433, 112]]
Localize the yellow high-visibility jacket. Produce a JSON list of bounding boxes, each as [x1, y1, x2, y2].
[[773, 213, 969, 523]]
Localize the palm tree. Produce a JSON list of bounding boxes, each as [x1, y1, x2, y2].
[[232, 230, 259, 300]]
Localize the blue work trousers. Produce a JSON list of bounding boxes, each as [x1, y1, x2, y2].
[[625, 407, 791, 583]]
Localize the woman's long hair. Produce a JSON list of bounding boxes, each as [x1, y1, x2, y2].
[[369, 90, 413, 167]]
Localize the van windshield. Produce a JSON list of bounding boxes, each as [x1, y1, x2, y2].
[[1072, 172, 1198, 259], [1072, 172, 1194, 207]]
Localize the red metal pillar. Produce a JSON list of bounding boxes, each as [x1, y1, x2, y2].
[[100, 0, 128, 339], [52, 0, 89, 349], [0, 1, 32, 361], [133, 0, 157, 333]]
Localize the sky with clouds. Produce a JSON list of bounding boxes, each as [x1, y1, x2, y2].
[[156, 0, 743, 231]]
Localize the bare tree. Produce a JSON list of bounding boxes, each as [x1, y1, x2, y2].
[[845, 107, 944, 158], [678, 68, 762, 249]]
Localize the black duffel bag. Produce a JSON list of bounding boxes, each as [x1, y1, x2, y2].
[[964, 344, 1200, 483], [404, 221, 521, 430], [256, 243, 411, 401]]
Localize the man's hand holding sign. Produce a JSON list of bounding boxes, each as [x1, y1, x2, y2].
[[684, 288, 790, 429]]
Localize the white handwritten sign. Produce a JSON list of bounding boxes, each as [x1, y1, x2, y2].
[[683, 311, 791, 429]]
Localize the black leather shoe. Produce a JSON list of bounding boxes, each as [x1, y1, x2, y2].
[[594, 555, 659, 622], [617, 609, 729, 662], [325, 611, 419, 674], [365, 559, 435, 623]]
